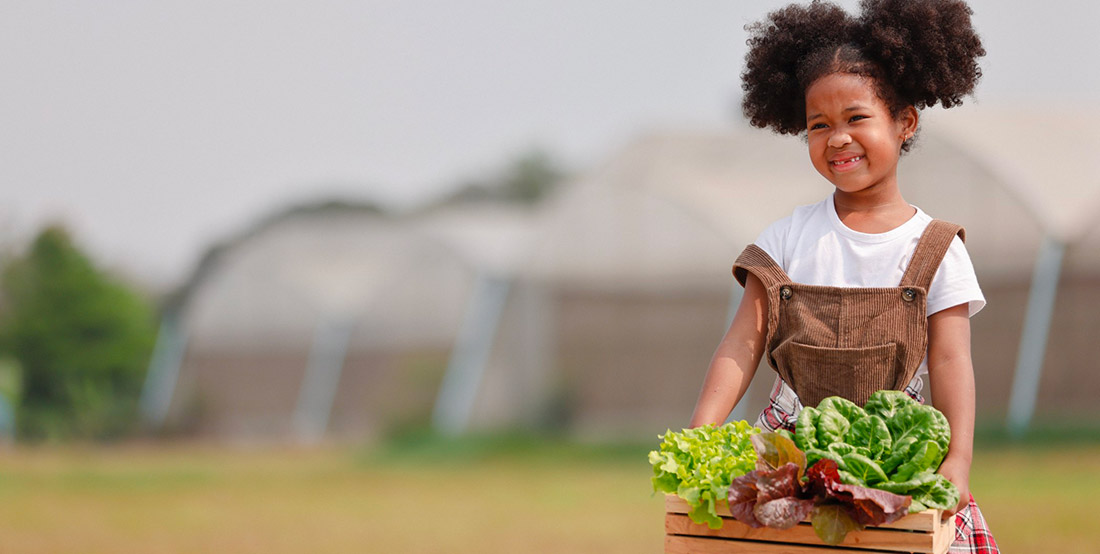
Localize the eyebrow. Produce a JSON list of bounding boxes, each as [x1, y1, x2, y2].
[[806, 105, 869, 121]]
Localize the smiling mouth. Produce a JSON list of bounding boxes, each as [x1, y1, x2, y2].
[[830, 156, 863, 171], [831, 156, 862, 166]]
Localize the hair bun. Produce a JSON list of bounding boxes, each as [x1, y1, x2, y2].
[[741, 1, 857, 134], [858, 0, 985, 109]]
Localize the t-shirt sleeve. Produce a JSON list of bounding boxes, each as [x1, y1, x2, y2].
[[732, 215, 792, 287], [752, 215, 792, 270], [927, 235, 986, 317]]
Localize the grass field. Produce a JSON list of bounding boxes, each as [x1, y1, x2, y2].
[[0, 432, 1096, 553]]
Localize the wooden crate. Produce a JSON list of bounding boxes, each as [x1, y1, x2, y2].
[[665, 495, 953, 554]]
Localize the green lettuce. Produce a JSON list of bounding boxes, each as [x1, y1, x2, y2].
[[818, 397, 866, 423], [841, 453, 888, 485], [863, 390, 911, 421], [796, 390, 959, 513], [795, 407, 821, 451], [846, 414, 891, 459], [648, 421, 759, 528]]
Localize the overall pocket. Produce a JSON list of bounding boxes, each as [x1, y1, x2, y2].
[[777, 341, 898, 408]]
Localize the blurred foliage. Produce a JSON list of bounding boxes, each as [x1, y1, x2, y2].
[[437, 149, 567, 206], [361, 426, 652, 467], [0, 225, 157, 441]]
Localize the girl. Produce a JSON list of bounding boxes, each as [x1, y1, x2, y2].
[[688, 0, 998, 551]]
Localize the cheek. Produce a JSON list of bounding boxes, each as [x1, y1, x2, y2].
[[866, 130, 903, 161], [807, 140, 834, 178], [807, 136, 829, 167]]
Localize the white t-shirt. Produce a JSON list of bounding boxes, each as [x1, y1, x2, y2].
[[750, 195, 985, 429]]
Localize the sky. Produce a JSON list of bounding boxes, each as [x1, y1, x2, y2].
[[3, 0, 1098, 289]]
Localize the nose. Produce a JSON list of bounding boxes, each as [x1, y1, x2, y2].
[[827, 130, 852, 149]]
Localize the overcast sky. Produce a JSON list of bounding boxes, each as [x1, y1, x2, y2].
[[3, 0, 1097, 289]]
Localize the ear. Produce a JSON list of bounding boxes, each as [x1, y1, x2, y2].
[[897, 105, 919, 140]]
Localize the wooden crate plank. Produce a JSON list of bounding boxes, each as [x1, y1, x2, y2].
[[933, 518, 955, 554], [666, 534, 930, 554], [666, 513, 937, 553], [665, 494, 940, 532]]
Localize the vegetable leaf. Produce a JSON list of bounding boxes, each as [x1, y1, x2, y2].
[[864, 390, 912, 421], [887, 404, 951, 453], [806, 459, 911, 538], [728, 462, 814, 530], [754, 463, 814, 529], [648, 421, 760, 528], [752, 432, 807, 480], [841, 453, 888, 485], [811, 504, 861, 545], [756, 496, 816, 530], [880, 435, 919, 475], [818, 396, 866, 424], [805, 447, 844, 470], [908, 473, 960, 511], [827, 442, 856, 456], [815, 409, 851, 446], [877, 470, 939, 494], [795, 407, 821, 451], [794, 393, 956, 512], [892, 440, 943, 482], [846, 414, 892, 459], [728, 471, 764, 528]]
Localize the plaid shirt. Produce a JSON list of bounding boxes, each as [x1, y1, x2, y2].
[[949, 494, 1000, 553], [755, 377, 999, 553], [754, 375, 926, 433]]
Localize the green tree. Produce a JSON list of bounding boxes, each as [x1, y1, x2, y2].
[[437, 149, 567, 206], [0, 226, 157, 440], [500, 149, 564, 203]]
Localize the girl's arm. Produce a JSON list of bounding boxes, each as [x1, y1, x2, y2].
[[926, 302, 976, 518], [688, 272, 769, 427]]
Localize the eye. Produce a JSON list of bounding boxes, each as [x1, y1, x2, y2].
[[849, 115, 868, 122], [809, 122, 827, 130]]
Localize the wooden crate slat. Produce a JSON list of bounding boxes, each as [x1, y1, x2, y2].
[[665, 494, 941, 532], [666, 513, 937, 553], [666, 534, 931, 554], [933, 519, 955, 554], [664, 494, 950, 554]]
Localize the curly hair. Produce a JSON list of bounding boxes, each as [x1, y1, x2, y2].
[[740, 0, 985, 151]]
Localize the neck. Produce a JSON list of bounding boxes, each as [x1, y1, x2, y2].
[[832, 189, 915, 234]]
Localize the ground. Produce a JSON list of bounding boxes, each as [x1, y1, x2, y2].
[[0, 432, 1094, 553]]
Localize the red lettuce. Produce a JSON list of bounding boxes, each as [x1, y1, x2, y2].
[[727, 432, 912, 545], [806, 458, 911, 529], [728, 462, 815, 529]]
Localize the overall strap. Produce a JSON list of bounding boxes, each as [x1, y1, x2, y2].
[[899, 220, 965, 290], [733, 244, 792, 289]]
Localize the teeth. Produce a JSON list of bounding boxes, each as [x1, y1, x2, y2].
[[833, 156, 861, 165]]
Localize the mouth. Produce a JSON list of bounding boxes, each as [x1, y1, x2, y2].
[[830, 155, 863, 172]]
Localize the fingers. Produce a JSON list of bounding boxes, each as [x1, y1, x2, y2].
[[940, 493, 968, 521]]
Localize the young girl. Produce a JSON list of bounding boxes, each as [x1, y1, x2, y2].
[[688, 0, 998, 551]]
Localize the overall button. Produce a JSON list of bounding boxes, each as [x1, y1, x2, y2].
[[779, 286, 793, 300], [901, 288, 917, 302]]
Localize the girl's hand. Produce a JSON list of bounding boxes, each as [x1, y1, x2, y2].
[[926, 303, 975, 522], [937, 455, 970, 520]]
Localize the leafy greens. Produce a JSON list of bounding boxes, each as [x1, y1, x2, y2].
[[794, 390, 959, 513], [648, 420, 759, 529], [727, 432, 911, 544]]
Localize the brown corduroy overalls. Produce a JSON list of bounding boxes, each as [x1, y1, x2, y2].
[[732, 220, 965, 408]]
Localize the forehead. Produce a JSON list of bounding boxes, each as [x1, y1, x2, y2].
[[805, 73, 888, 114]]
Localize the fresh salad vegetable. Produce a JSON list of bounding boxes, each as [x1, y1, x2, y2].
[[648, 391, 962, 545], [728, 432, 911, 544], [649, 420, 759, 529], [794, 390, 960, 513]]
